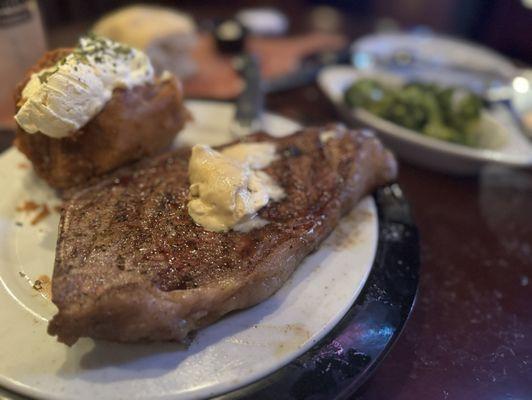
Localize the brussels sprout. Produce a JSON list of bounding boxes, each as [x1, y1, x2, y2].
[[424, 122, 460, 142], [452, 91, 482, 127], [344, 79, 389, 108]]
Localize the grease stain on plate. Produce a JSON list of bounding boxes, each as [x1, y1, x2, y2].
[[274, 323, 312, 358], [326, 208, 373, 250]]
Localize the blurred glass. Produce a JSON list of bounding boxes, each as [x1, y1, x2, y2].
[[0, 0, 46, 129]]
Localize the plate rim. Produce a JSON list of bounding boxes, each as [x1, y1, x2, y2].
[[351, 31, 518, 79]]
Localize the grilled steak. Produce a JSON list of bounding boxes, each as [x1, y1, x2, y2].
[[48, 126, 397, 345]]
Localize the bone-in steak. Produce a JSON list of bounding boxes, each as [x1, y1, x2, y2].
[[48, 126, 397, 345]]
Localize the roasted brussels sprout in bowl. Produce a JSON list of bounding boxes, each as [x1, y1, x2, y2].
[[318, 66, 532, 175]]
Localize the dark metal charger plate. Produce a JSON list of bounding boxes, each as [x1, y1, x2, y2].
[[219, 183, 420, 400]]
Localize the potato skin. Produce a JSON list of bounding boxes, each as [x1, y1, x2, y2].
[[14, 49, 189, 190]]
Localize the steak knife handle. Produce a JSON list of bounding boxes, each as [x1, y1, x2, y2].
[[232, 54, 263, 138]]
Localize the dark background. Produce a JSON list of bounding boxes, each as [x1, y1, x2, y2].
[[38, 0, 532, 64]]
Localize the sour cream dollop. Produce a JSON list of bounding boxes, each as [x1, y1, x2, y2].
[[15, 35, 155, 138], [188, 143, 285, 233]]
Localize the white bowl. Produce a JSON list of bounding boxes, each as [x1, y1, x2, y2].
[[318, 66, 532, 175]]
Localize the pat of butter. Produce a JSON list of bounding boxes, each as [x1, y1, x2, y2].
[[15, 35, 155, 138], [188, 142, 284, 232]]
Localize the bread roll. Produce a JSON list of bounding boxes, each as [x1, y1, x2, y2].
[[93, 5, 197, 78]]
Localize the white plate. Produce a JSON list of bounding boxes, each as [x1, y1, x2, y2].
[[318, 66, 532, 175], [0, 100, 379, 400], [352, 32, 518, 92]]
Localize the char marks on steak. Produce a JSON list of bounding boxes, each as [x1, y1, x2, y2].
[[48, 126, 397, 345]]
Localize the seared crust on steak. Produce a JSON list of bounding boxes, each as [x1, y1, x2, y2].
[[48, 126, 397, 345], [14, 49, 189, 190]]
